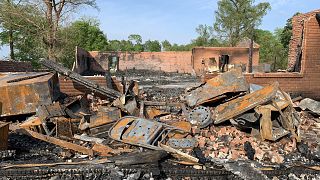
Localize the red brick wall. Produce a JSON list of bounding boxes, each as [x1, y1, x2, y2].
[[89, 51, 193, 73], [59, 76, 123, 96], [89, 48, 259, 75], [287, 10, 320, 70], [244, 10, 320, 100], [0, 61, 33, 72], [192, 47, 259, 74]]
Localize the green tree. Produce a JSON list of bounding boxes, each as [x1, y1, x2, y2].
[[161, 40, 172, 51], [279, 12, 301, 51], [128, 34, 143, 52], [214, 0, 271, 46], [68, 19, 108, 51], [254, 29, 287, 70], [144, 40, 161, 52], [128, 34, 142, 44], [0, 0, 97, 64], [0, 0, 47, 64], [107, 40, 121, 51], [191, 24, 222, 47], [41, 0, 97, 60], [119, 40, 134, 51], [57, 18, 108, 67]]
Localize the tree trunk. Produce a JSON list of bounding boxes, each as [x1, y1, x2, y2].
[[45, 0, 55, 61], [8, 28, 14, 60]]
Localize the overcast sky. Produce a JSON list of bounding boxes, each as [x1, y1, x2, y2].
[[0, 0, 318, 58]]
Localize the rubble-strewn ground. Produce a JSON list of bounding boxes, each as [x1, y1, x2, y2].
[[1, 70, 320, 180]]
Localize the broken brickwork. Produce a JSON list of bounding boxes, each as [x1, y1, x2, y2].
[[0, 61, 33, 72], [287, 10, 320, 71], [244, 10, 320, 100], [202, 10, 320, 100]]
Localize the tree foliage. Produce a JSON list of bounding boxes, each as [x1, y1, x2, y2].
[[0, 0, 47, 64], [0, 0, 97, 64], [191, 24, 221, 46], [254, 29, 287, 70], [128, 34, 143, 52], [144, 40, 161, 52], [55, 18, 107, 68], [68, 19, 108, 51], [214, 0, 271, 46], [279, 12, 300, 51]]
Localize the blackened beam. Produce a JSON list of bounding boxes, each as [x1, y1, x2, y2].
[[17, 128, 94, 156], [41, 59, 122, 99]]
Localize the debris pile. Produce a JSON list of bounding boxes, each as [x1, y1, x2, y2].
[[0, 60, 320, 178]]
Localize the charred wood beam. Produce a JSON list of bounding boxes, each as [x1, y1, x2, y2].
[[16, 128, 94, 156]]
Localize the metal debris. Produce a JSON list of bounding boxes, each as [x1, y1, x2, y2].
[[299, 98, 320, 116], [0, 73, 60, 117], [0, 65, 310, 178], [213, 82, 279, 124], [184, 68, 249, 107], [167, 138, 197, 149], [109, 116, 187, 150], [37, 102, 65, 121], [41, 59, 122, 100], [187, 106, 212, 128]]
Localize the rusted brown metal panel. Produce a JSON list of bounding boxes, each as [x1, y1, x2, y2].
[[89, 107, 121, 128], [213, 82, 279, 124], [0, 73, 60, 117], [184, 69, 249, 107], [109, 116, 187, 150], [0, 122, 9, 150]]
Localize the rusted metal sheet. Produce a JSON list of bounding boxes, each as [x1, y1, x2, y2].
[[56, 118, 73, 139], [146, 108, 169, 119], [299, 98, 320, 116], [6, 72, 51, 83], [169, 121, 192, 139], [184, 69, 249, 107], [36, 102, 65, 121], [17, 128, 93, 155], [0, 122, 9, 150], [89, 107, 121, 128], [213, 82, 279, 124], [0, 73, 60, 117], [20, 116, 42, 128], [251, 87, 300, 141], [256, 106, 289, 141], [109, 116, 187, 150]]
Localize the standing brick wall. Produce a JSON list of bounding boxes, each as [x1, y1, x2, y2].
[[192, 47, 259, 74], [245, 10, 320, 100], [59, 76, 123, 95], [89, 51, 193, 73], [0, 61, 33, 72], [89, 48, 259, 75]]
